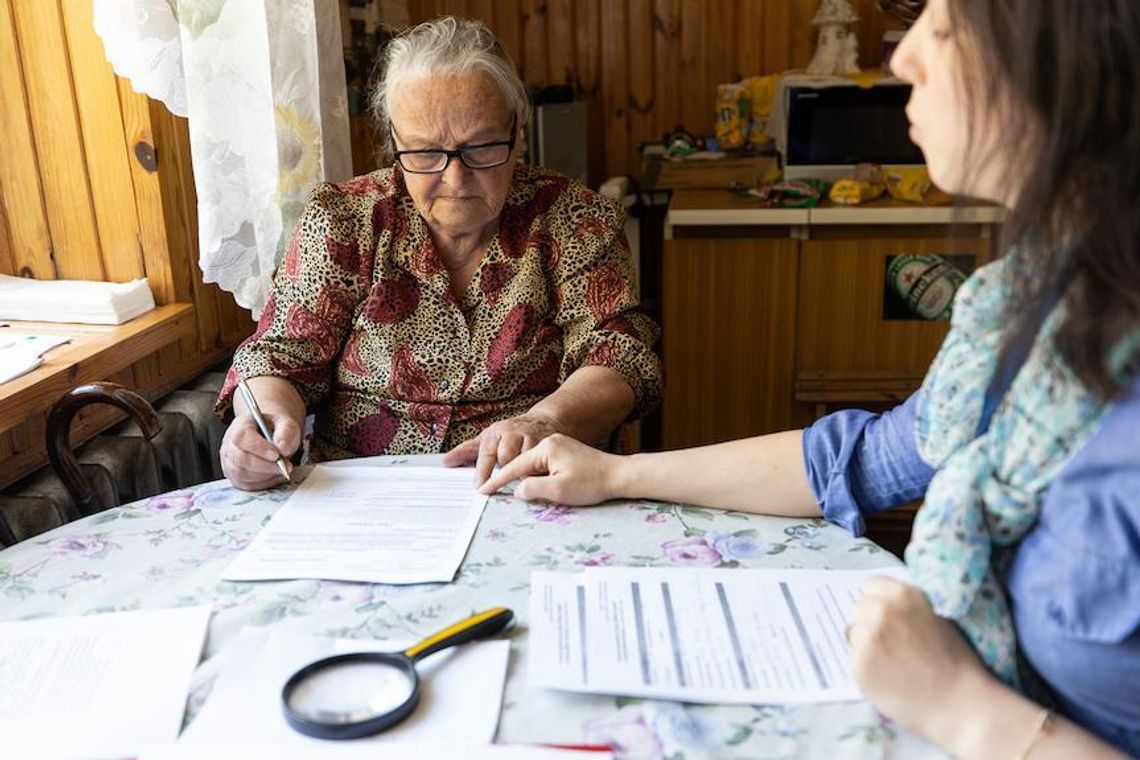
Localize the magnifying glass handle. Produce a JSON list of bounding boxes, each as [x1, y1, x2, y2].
[[403, 607, 514, 662]]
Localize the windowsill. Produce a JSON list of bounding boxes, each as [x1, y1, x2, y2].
[[0, 303, 197, 436]]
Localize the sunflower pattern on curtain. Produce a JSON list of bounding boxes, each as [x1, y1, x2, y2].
[[94, 0, 353, 317]]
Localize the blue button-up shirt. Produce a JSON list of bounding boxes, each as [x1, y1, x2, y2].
[[802, 380, 1140, 754]]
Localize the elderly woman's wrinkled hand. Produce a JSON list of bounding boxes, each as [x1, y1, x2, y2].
[[443, 413, 564, 486], [220, 413, 301, 491], [848, 576, 996, 747]]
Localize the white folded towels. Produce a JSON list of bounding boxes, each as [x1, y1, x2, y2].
[[0, 275, 156, 325]]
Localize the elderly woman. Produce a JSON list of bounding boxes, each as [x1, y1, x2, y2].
[[216, 17, 660, 490]]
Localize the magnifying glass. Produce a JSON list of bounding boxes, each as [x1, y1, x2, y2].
[[281, 606, 513, 740]]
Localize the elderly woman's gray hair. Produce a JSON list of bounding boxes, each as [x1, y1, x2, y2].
[[370, 17, 530, 148]]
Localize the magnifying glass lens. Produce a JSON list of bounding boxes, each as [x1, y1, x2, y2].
[[286, 660, 415, 725], [282, 608, 513, 739]]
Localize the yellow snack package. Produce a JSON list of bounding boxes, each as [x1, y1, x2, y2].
[[834, 176, 884, 203], [885, 166, 952, 204], [829, 163, 888, 205], [829, 178, 886, 204], [714, 83, 749, 150], [742, 75, 779, 144]]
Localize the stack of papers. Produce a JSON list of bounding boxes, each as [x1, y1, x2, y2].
[[0, 274, 155, 324], [529, 566, 909, 705], [0, 332, 70, 384], [0, 606, 211, 760], [222, 464, 488, 584]]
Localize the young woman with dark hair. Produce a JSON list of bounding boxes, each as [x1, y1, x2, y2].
[[483, 0, 1140, 755]]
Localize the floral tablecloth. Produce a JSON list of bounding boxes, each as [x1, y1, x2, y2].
[[0, 456, 942, 759]]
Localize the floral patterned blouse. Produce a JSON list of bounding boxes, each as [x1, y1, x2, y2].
[[217, 164, 661, 461]]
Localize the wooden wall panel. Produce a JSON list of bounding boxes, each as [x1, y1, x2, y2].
[[736, 0, 762, 75], [118, 82, 179, 305], [521, 0, 548, 86], [652, 0, 681, 139], [599, 0, 629, 180], [546, 0, 575, 86], [60, 0, 145, 282], [435, 0, 469, 15], [491, 0, 523, 68], [390, 0, 901, 184], [573, 0, 604, 184], [760, 0, 791, 72], [0, 193, 15, 276], [466, 0, 495, 29], [627, 0, 654, 175], [0, 0, 53, 278], [789, 1, 819, 69], [11, 0, 105, 280], [676, 1, 703, 139], [707, 1, 738, 87]]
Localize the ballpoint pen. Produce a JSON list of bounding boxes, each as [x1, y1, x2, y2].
[[236, 375, 292, 483]]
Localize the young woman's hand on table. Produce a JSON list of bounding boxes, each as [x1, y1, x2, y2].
[[447, 365, 635, 488], [477, 433, 622, 505]]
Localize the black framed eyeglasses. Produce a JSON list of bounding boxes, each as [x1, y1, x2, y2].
[[392, 114, 517, 174]]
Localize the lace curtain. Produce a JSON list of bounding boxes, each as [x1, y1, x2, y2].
[[94, 0, 353, 317]]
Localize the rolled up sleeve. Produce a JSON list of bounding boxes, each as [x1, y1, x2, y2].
[[801, 392, 935, 536], [554, 212, 662, 419]]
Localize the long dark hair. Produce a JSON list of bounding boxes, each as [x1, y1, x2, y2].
[[950, 0, 1140, 397]]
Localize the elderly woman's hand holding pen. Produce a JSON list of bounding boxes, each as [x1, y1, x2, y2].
[[222, 375, 305, 490]]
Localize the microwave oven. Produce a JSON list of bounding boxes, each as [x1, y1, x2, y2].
[[771, 74, 925, 181]]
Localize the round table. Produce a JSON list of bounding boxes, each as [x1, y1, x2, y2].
[[0, 456, 942, 759]]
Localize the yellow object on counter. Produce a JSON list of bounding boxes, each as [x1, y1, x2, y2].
[[829, 177, 887, 205], [742, 74, 779, 144], [849, 69, 884, 89], [715, 83, 749, 150], [885, 166, 952, 204]]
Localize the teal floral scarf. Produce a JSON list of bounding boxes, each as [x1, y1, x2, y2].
[[907, 258, 1113, 685]]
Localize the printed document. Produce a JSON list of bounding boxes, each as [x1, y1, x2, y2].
[[181, 628, 509, 746], [529, 566, 910, 704], [0, 605, 210, 759], [222, 464, 488, 584], [143, 743, 610, 760]]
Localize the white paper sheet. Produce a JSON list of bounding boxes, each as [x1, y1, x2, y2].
[[222, 464, 488, 584], [142, 743, 611, 760], [181, 628, 510, 746], [0, 605, 210, 760], [529, 566, 910, 705], [0, 333, 70, 384]]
